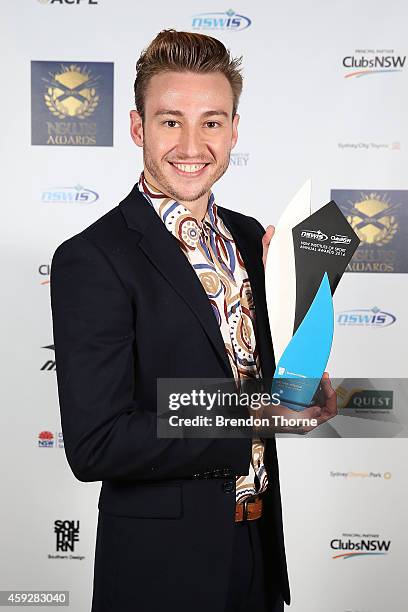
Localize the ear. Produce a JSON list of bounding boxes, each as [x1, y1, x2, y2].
[[231, 113, 240, 150], [130, 110, 144, 147]]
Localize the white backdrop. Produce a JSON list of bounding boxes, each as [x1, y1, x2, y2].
[[1, 1, 407, 611]]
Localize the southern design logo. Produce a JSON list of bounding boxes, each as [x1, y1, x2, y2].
[[49, 519, 85, 561], [337, 307, 396, 327], [331, 189, 408, 272], [31, 61, 113, 146], [343, 49, 406, 78], [41, 185, 99, 205], [38, 430, 64, 448], [331, 533, 391, 559], [192, 9, 251, 31]]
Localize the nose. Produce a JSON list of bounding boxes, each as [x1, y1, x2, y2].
[[177, 124, 204, 160]]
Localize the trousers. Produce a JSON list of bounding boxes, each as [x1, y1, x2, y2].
[[224, 519, 284, 612]]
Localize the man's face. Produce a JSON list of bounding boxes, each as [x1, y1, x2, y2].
[[130, 71, 239, 202]]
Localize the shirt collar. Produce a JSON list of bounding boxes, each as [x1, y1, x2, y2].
[[137, 171, 230, 239]]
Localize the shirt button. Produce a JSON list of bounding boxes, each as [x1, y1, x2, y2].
[[222, 478, 235, 493]]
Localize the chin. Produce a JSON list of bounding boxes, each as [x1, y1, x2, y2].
[[167, 180, 209, 202]]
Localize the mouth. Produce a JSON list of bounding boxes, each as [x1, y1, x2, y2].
[[168, 161, 210, 177]]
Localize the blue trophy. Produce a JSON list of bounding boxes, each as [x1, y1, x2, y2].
[[265, 181, 361, 411]]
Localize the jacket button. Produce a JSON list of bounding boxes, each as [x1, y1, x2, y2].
[[222, 478, 235, 493]]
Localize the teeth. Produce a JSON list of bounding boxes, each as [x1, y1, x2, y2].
[[172, 163, 206, 173]]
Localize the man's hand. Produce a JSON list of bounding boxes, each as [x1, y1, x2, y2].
[[262, 225, 275, 269], [252, 372, 338, 435]]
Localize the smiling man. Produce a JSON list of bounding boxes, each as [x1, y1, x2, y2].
[[51, 30, 292, 612]]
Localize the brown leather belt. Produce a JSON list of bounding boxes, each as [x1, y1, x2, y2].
[[235, 496, 263, 522]]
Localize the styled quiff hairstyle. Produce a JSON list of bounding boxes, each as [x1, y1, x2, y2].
[[134, 29, 243, 121]]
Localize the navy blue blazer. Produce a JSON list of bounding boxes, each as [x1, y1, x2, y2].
[[50, 183, 290, 612]]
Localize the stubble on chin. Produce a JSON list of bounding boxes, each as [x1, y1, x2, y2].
[[143, 145, 231, 202]]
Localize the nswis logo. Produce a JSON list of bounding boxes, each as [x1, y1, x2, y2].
[[337, 307, 396, 328], [41, 185, 99, 205], [192, 9, 251, 31]]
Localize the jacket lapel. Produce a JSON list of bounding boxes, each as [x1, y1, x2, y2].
[[119, 184, 275, 380], [119, 185, 234, 377]]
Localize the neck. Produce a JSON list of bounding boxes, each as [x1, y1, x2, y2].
[[142, 169, 210, 222], [178, 194, 210, 221]]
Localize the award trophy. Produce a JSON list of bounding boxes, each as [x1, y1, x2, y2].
[[265, 180, 360, 411]]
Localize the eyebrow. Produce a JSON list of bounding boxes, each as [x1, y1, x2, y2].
[[154, 109, 229, 119]]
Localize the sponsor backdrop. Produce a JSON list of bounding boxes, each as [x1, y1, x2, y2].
[[1, 1, 407, 611]]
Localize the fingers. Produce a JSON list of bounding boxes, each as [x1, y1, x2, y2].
[[320, 373, 337, 418], [262, 225, 275, 244]]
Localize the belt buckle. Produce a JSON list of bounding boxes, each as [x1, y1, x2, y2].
[[242, 498, 250, 521]]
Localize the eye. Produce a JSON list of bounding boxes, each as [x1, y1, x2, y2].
[[163, 120, 180, 128], [205, 121, 221, 128]]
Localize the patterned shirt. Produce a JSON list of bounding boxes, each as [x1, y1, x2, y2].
[[138, 172, 268, 502]]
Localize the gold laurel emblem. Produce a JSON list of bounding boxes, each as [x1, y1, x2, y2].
[[43, 64, 100, 119], [345, 193, 399, 246]]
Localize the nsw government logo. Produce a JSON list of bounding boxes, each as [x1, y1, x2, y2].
[[38, 430, 64, 448], [331, 189, 408, 272], [31, 61, 113, 146], [192, 9, 251, 31]]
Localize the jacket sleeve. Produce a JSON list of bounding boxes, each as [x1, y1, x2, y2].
[[50, 234, 251, 482], [250, 216, 266, 238]]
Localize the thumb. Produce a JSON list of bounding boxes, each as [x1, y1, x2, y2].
[[262, 225, 275, 267]]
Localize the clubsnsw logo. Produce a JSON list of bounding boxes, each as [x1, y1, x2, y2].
[[343, 49, 406, 78], [331, 234, 352, 244], [39, 264, 50, 285], [192, 9, 251, 31], [331, 533, 391, 559], [337, 306, 396, 327]]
